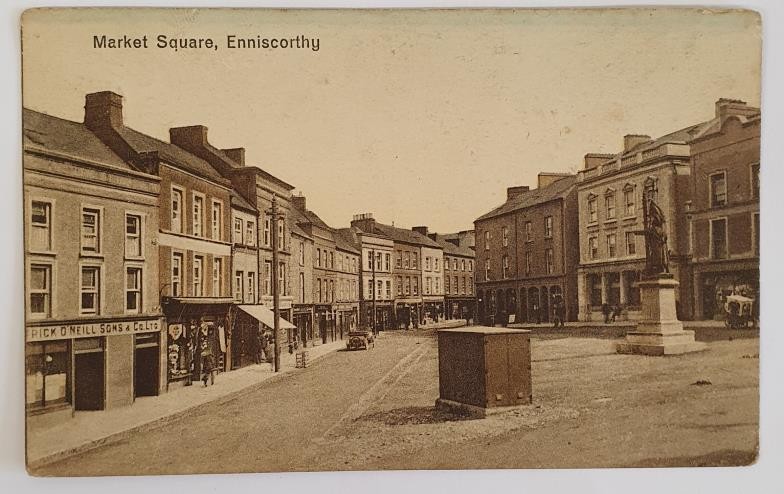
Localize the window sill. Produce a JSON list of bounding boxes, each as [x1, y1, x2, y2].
[[622, 215, 637, 221], [26, 401, 71, 416], [603, 218, 618, 225], [124, 256, 146, 262], [586, 222, 599, 228], [80, 252, 104, 259], [28, 250, 56, 257]]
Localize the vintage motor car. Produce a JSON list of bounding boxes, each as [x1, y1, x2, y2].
[[346, 330, 375, 351]]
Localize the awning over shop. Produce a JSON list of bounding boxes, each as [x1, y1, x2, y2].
[[237, 305, 297, 330]]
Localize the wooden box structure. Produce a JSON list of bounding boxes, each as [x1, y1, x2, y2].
[[436, 327, 532, 417]]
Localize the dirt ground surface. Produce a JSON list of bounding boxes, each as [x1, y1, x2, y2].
[[33, 330, 759, 475]]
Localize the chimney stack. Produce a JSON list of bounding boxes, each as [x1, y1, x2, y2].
[[715, 98, 758, 121], [169, 125, 209, 151], [507, 186, 530, 201], [412, 226, 429, 237], [351, 213, 376, 233], [623, 134, 651, 152], [84, 91, 124, 131], [537, 172, 572, 189], [584, 153, 613, 170], [292, 195, 306, 211], [221, 148, 245, 166]]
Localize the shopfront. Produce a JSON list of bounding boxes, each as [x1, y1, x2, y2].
[[292, 306, 313, 347], [25, 316, 164, 415], [697, 268, 759, 321]]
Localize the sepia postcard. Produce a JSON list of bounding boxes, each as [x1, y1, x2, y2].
[[21, 7, 761, 476]]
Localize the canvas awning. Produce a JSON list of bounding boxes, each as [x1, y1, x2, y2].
[[237, 305, 296, 330]]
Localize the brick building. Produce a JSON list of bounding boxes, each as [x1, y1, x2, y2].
[[430, 233, 476, 321], [83, 92, 234, 389], [687, 99, 760, 320], [289, 214, 315, 345], [333, 230, 361, 335], [474, 173, 578, 325], [229, 192, 260, 369], [412, 226, 445, 322], [24, 108, 164, 419]]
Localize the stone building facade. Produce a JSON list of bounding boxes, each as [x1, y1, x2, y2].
[[430, 233, 476, 321]]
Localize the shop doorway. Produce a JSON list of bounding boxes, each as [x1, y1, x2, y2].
[[134, 333, 160, 398], [73, 337, 104, 411]]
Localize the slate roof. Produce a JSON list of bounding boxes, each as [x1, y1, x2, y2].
[[333, 228, 361, 255], [23, 108, 130, 169], [432, 236, 475, 258], [287, 206, 313, 239], [364, 222, 442, 249], [475, 175, 576, 222], [230, 191, 256, 213], [119, 127, 227, 183]]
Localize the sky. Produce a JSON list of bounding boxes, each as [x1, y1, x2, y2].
[[21, 8, 761, 233]]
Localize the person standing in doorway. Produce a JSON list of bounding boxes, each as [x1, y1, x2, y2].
[[200, 341, 216, 387]]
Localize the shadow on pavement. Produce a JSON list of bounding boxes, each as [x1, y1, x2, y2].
[[360, 406, 478, 426]]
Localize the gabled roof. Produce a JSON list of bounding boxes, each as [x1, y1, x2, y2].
[[333, 228, 360, 255], [230, 191, 256, 213], [475, 175, 576, 222], [287, 206, 313, 240], [23, 108, 131, 170], [119, 127, 227, 183]]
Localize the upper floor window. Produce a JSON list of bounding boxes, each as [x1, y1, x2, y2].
[[412, 277, 419, 296], [235, 271, 243, 302], [317, 248, 322, 268], [172, 253, 183, 296], [607, 233, 617, 258], [125, 267, 142, 313], [484, 259, 491, 281], [544, 216, 553, 238], [623, 186, 635, 216], [605, 191, 616, 220], [248, 272, 256, 302], [711, 218, 728, 259], [468, 260, 473, 272], [299, 242, 305, 266], [753, 212, 760, 256], [525, 222, 532, 242], [233, 217, 243, 244], [81, 208, 101, 253], [193, 195, 204, 237], [502, 227, 509, 247], [434, 258, 439, 272], [278, 223, 285, 250], [461, 259, 466, 271], [425, 256, 431, 271], [484, 231, 491, 250], [444, 258, 450, 271], [751, 163, 760, 199], [171, 188, 183, 233], [263, 217, 271, 246], [29, 264, 51, 318], [502, 255, 509, 279], [246, 221, 255, 246], [212, 258, 223, 297], [587, 196, 598, 223], [80, 266, 100, 314], [545, 248, 554, 274], [710, 172, 727, 208], [211, 201, 223, 240], [588, 236, 598, 260], [525, 252, 532, 276], [626, 232, 636, 255], [385, 253, 391, 271], [125, 214, 142, 258], [412, 252, 418, 269], [396, 250, 402, 268], [30, 201, 52, 251], [193, 256, 203, 296], [329, 251, 335, 269]]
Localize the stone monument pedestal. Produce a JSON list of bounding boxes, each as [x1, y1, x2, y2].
[[617, 275, 706, 356]]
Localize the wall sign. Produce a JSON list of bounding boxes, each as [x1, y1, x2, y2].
[[27, 318, 162, 342]]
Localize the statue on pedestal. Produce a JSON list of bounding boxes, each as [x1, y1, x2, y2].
[[635, 182, 669, 277]]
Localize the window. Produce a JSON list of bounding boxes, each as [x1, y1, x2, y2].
[[278, 223, 284, 250], [711, 218, 728, 259], [425, 277, 432, 295], [246, 221, 255, 246], [396, 250, 402, 268], [263, 261, 272, 295], [484, 231, 491, 250], [588, 196, 597, 223], [375, 252, 381, 271], [626, 232, 636, 255], [468, 260, 473, 272], [171, 188, 183, 233], [126, 267, 142, 313], [247, 272, 256, 302], [434, 258, 439, 272], [453, 259, 458, 270], [412, 277, 419, 295], [26, 341, 69, 408], [212, 258, 223, 297], [377, 280, 383, 299], [233, 217, 243, 244], [263, 217, 271, 246], [385, 280, 391, 298], [404, 252, 410, 268], [193, 257, 203, 296], [299, 272, 305, 303], [751, 164, 760, 199], [544, 216, 553, 238], [525, 252, 532, 276], [461, 259, 466, 271], [317, 249, 323, 268], [624, 187, 635, 216], [211, 201, 223, 240], [124, 214, 142, 257], [444, 258, 449, 271], [80, 266, 100, 314], [605, 192, 616, 220], [462, 277, 467, 295], [397, 276, 403, 296], [545, 248, 554, 274], [172, 253, 183, 296], [29, 264, 51, 317], [30, 201, 52, 251], [405, 277, 411, 295], [753, 212, 760, 256], [525, 222, 532, 242], [435, 278, 440, 294], [710, 172, 727, 207], [234, 271, 243, 302], [299, 242, 305, 266], [484, 259, 491, 281], [502, 227, 509, 247], [445, 276, 450, 293], [317, 278, 323, 302], [81, 208, 100, 253], [502, 255, 509, 279], [193, 195, 204, 237], [425, 256, 431, 271], [588, 236, 598, 260], [468, 277, 473, 295], [412, 252, 418, 269], [607, 234, 617, 258], [279, 262, 286, 296]]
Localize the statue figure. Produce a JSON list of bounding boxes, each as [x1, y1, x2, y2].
[[635, 183, 669, 276]]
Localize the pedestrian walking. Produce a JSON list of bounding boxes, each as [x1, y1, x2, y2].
[[200, 341, 216, 387]]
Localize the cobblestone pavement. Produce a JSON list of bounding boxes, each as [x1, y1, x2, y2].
[[31, 329, 759, 476]]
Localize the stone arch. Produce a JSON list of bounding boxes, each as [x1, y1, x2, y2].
[[540, 286, 550, 323]]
